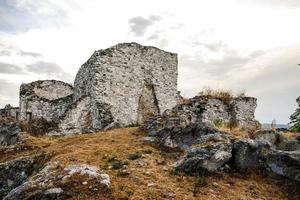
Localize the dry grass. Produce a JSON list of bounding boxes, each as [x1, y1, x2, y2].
[[2, 128, 299, 200], [197, 87, 246, 104], [278, 131, 300, 140]]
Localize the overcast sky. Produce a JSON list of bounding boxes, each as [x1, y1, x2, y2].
[[0, 0, 299, 124]]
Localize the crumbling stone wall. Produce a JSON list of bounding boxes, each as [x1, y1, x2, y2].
[[144, 96, 260, 135], [19, 80, 74, 122], [74, 42, 178, 125], [198, 96, 259, 128], [0, 104, 19, 120], [55, 96, 113, 135]]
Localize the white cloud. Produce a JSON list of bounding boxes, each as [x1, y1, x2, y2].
[[0, 0, 299, 123]]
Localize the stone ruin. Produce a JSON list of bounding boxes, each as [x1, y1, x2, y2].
[[0, 42, 259, 135]]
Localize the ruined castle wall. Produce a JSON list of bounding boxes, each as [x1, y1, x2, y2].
[[0, 105, 19, 120], [200, 98, 232, 124], [19, 80, 74, 122], [74, 43, 178, 125], [189, 96, 259, 128], [55, 96, 114, 135], [232, 97, 258, 127]]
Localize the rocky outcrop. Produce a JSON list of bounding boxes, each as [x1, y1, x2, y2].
[[174, 142, 232, 174], [232, 139, 273, 169], [266, 151, 300, 182], [255, 130, 278, 145], [0, 157, 35, 199], [142, 95, 259, 149], [0, 123, 21, 146], [4, 163, 110, 200]]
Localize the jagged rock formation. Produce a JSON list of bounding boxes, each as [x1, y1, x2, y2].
[[74, 42, 178, 126], [174, 142, 232, 174], [142, 95, 260, 149], [232, 139, 273, 169], [0, 123, 20, 146], [3, 163, 110, 200], [0, 157, 35, 199]]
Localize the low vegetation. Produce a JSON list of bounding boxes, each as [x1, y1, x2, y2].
[[197, 87, 246, 103], [1, 127, 299, 199]]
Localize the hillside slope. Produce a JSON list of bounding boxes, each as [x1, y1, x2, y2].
[[1, 128, 299, 200]]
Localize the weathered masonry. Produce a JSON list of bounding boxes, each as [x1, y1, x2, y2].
[[0, 42, 261, 135], [74, 42, 178, 126], [7, 43, 178, 134], [19, 80, 74, 122]]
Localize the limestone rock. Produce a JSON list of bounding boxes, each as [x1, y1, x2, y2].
[[277, 137, 300, 151], [255, 130, 278, 145], [19, 80, 74, 122], [174, 142, 232, 174], [143, 95, 259, 149], [4, 163, 110, 200], [232, 139, 273, 169], [74, 42, 178, 126], [0, 156, 35, 199], [0, 123, 21, 146], [266, 150, 300, 183]]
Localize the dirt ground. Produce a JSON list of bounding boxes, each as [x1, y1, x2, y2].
[[1, 127, 300, 200]]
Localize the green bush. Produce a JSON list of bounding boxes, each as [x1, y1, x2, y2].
[[127, 152, 141, 160]]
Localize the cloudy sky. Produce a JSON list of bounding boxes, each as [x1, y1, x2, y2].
[[0, 0, 299, 124]]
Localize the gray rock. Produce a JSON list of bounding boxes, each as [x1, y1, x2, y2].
[[232, 139, 273, 169], [277, 137, 300, 151], [4, 163, 110, 200], [174, 142, 232, 174], [0, 123, 21, 146], [0, 156, 34, 199], [266, 150, 300, 182], [255, 130, 278, 145]]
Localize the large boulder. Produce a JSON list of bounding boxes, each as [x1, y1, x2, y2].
[[174, 142, 232, 174], [0, 157, 35, 199], [0, 123, 21, 146], [266, 150, 300, 183], [4, 163, 110, 200], [232, 139, 273, 169]]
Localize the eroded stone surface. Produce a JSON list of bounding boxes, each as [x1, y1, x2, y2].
[[4, 163, 110, 200], [266, 150, 300, 183], [0, 123, 21, 146], [174, 142, 232, 174], [0, 156, 35, 199], [19, 80, 74, 122], [232, 139, 273, 169], [74, 42, 178, 126]]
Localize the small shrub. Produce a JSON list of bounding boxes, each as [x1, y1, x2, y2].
[[107, 154, 117, 162], [111, 160, 129, 170], [142, 149, 153, 154], [197, 87, 247, 104], [195, 176, 207, 187], [118, 184, 126, 191], [213, 119, 223, 128], [117, 170, 130, 177], [111, 160, 123, 169], [127, 152, 141, 160], [170, 167, 180, 176]]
